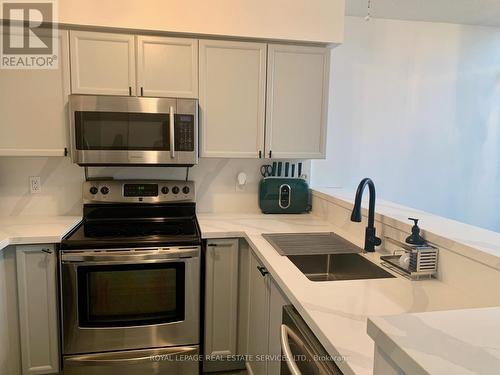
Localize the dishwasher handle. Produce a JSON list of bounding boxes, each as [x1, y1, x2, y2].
[[281, 324, 303, 375]]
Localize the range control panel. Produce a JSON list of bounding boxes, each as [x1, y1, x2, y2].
[[83, 180, 195, 204]]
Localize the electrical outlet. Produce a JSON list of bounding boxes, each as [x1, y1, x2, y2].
[[29, 176, 41, 194], [235, 172, 247, 192]]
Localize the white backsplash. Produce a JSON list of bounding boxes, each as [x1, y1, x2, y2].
[[0, 157, 83, 217], [0, 156, 310, 216]]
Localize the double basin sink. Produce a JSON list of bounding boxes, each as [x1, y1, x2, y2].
[[263, 233, 395, 282]]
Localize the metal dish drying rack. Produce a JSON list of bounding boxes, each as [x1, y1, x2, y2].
[[380, 237, 438, 280]]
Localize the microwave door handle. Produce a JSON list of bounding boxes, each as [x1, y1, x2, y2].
[[169, 106, 175, 158]]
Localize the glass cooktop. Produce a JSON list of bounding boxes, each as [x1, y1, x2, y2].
[[61, 203, 201, 250]]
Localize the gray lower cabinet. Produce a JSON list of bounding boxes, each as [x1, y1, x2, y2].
[[204, 239, 289, 375], [246, 249, 271, 375], [238, 241, 289, 375], [267, 278, 289, 375], [16, 245, 59, 375], [204, 239, 240, 372], [0, 246, 22, 375]]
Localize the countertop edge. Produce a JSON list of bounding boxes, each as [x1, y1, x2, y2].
[[0, 216, 82, 252], [367, 317, 429, 375], [367, 307, 500, 375]]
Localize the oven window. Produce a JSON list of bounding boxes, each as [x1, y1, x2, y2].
[[74, 111, 170, 151], [77, 263, 185, 327]]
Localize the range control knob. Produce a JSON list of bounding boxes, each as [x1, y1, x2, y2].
[[172, 186, 180, 194], [161, 186, 169, 195], [100, 186, 109, 195], [89, 186, 98, 195], [182, 186, 190, 194]]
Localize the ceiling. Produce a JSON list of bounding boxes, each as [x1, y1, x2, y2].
[[346, 0, 500, 28]]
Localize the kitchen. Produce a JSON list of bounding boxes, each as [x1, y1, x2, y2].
[[1, 1, 500, 375]]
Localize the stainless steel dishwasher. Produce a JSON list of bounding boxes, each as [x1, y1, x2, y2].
[[281, 305, 343, 375]]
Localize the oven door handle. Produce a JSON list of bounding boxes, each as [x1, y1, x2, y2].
[[61, 247, 199, 263], [64, 346, 198, 367]]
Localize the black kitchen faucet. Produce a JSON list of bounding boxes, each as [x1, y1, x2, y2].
[[350, 178, 381, 252]]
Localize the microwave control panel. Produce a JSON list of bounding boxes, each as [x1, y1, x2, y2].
[[175, 115, 195, 151]]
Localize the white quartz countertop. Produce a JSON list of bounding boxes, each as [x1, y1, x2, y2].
[[367, 307, 500, 375], [0, 216, 82, 250], [198, 213, 500, 375], [2, 213, 498, 374]]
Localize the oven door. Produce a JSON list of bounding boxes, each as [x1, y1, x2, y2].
[[61, 247, 200, 355], [69, 95, 198, 166]]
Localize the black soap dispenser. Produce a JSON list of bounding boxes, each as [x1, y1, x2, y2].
[[405, 218, 427, 245]]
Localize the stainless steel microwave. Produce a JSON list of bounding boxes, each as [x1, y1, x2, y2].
[[69, 95, 198, 166]]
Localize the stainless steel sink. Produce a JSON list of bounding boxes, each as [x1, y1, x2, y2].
[[287, 253, 395, 282]]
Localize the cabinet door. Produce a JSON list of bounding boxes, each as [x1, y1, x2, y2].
[[136, 36, 198, 98], [16, 245, 59, 375], [247, 252, 270, 375], [0, 29, 70, 156], [70, 31, 136, 95], [0, 246, 22, 375], [199, 40, 266, 158], [267, 280, 289, 375], [205, 239, 239, 358], [266, 44, 330, 159]]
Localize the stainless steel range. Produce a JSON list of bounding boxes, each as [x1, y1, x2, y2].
[[60, 180, 201, 375]]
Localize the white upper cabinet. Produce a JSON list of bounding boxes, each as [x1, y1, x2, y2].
[[265, 44, 330, 159], [199, 40, 266, 158], [0, 29, 70, 157], [136, 36, 198, 98], [70, 30, 136, 95]]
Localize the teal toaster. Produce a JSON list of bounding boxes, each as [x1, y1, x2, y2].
[[259, 178, 311, 214]]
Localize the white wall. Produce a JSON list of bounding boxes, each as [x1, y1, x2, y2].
[[58, 0, 345, 44], [0, 157, 309, 216], [312, 16, 500, 233]]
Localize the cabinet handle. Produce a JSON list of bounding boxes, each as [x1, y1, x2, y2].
[[259, 150, 262, 159], [140, 87, 144, 96], [128, 86, 132, 96], [257, 266, 269, 277], [41, 248, 52, 254], [207, 243, 233, 248], [269, 150, 272, 158]]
